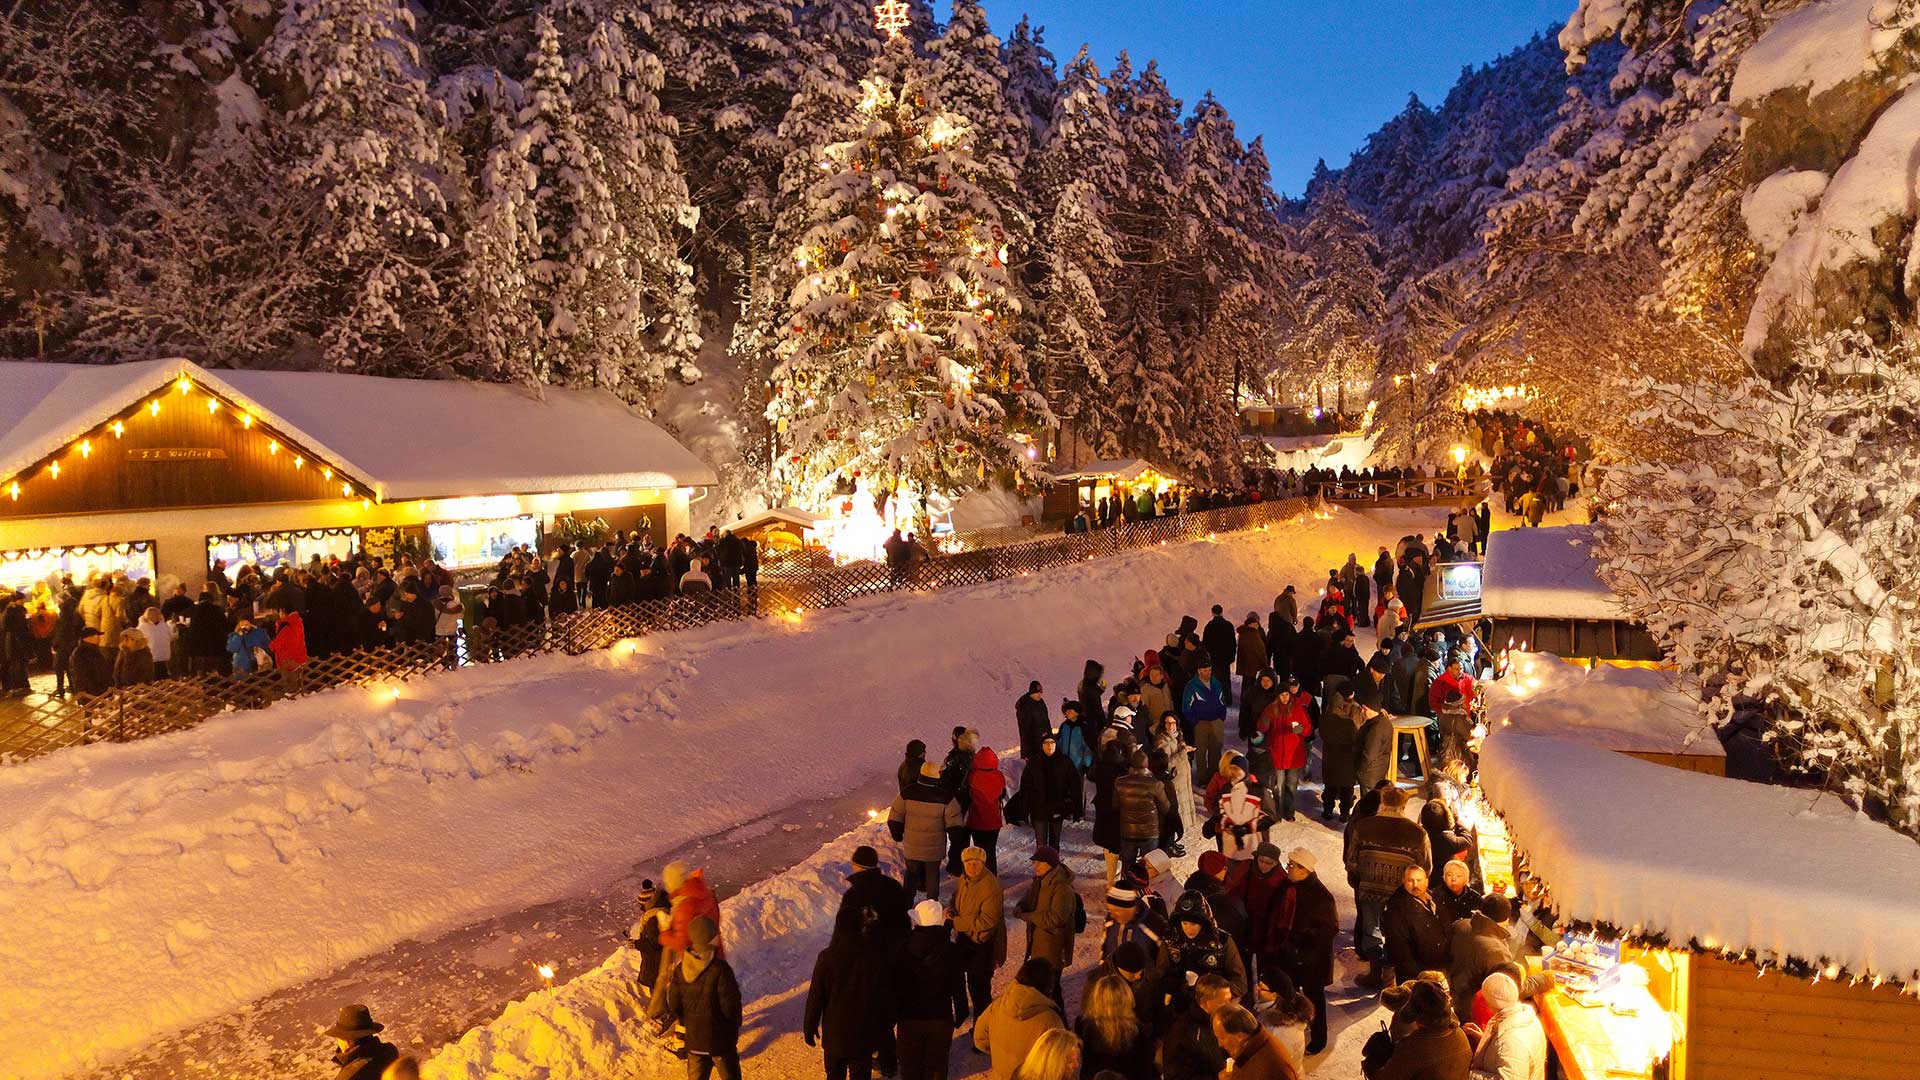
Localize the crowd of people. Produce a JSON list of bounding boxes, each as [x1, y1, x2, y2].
[[0, 525, 770, 701], [306, 506, 1568, 1080], [1467, 410, 1586, 529]]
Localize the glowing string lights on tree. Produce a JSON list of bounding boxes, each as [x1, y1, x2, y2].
[[874, 0, 909, 38]]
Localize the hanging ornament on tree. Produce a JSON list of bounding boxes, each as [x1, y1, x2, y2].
[[874, 0, 909, 38]]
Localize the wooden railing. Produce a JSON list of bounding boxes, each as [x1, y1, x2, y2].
[[0, 497, 1321, 763], [1319, 475, 1487, 503]]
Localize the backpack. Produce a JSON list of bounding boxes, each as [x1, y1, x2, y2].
[[1072, 893, 1087, 934]]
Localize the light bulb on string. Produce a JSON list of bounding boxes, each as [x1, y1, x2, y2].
[[110, 422, 123, 438], [206, 398, 219, 414], [148, 400, 160, 417], [78, 440, 91, 458], [48, 462, 59, 479]]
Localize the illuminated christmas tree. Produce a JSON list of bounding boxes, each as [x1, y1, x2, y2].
[[766, 28, 1048, 518]]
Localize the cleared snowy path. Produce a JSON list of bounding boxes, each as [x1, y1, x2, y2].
[[0, 505, 1441, 1079]]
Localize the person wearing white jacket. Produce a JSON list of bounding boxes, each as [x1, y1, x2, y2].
[[1468, 971, 1547, 1080]]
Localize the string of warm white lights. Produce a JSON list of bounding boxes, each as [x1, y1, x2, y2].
[[2, 374, 378, 509]]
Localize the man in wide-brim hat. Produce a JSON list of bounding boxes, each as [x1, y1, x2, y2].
[[324, 1003, 398, 1080]]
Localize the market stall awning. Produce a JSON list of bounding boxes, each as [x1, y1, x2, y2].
[[0, 359, 717, 502], [732, 506, 823, 533], [1479, 733, 1920, 987], [1480, 524, 1626, 621]]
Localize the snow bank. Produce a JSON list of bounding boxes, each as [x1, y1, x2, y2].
[[1481, 524, 1625, 620], [1741, 168, 1829, 256], [0, 504, 1441, 1078], [1480, 733, 1920, 982], [1482, 652, 1721, 758], [1730, 0, 1880, 108], [424, 821, 903, 1080], [1256, 430, 1377, 473]]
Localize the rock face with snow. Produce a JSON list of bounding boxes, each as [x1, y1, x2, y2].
[[1735, 0, 1920, 366]]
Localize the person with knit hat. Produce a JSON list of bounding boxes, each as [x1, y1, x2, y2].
[[1465, 971, 1546, 1080], [950, 845, 1005, 1023], [1098, 881, 1166, 963], [1181, 656, 1229, 788], [1271, 847, 1337, 1055], [323, 1004, 398, 1080], [1183, 848, 1251, 966], [1203, 752, 1270, 861], [941, 728, 981, 875], [1089, 940, 1157, 1033], [1015, 681, 1051, 763], [893, 899, 968, 1080], [1020, 730, 1075, 851], [898, 739, 928, 795], [647, 861, 722, 1021], [836, 844, 910, 954], [657, 916, 742, 1080], [1016, 847, 1077, 998], [627, 877, 673, 994], [890, 759, 966, 900]]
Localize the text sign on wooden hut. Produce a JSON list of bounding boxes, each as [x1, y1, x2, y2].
[[126, 448, 227, 463]]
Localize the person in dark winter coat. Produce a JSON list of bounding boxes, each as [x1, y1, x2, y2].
[[1185, 851, 1252, 961], [1265, 614, 1295, 683], [898, 739, 928, 794], [1157, 889, 1249, 1012], [1235, 615, 1268, 712], [1017, 847, 1077, 978], [1015, 682, 1051, 763], [836, 845, 911, 955], [1078, 659, 1107, 733], [1098, 883, 1167, 962], [1112, 751, 1171, 868], [1240, 670, 1280, 745], [1182, 658, 1228, 786], [68, 628, 113, 696], [1382, 867, 1451, 985], [1203, 605, 1238, 704], [664, 917, 743, 1080], [628, 878, 673, 993], [1362, 978, 1470, 1080], [1448, 894, 1516, 1024], [1160, 974, 1235, 1080], [1433, 859, 1482, 928], [1347, 787, 1430, 986], [941, 728, 980, 875], [1020, 732, 1077, 851], [1320, 683, 1362, 821], [324, 1004, 398, 1080], [893, 900, 968, 1080], [1354, 691, 1395, 795], [1421, 797, 1472, 873], [1269, 848, 1338, 1054]]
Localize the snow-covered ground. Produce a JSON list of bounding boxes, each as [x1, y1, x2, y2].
[[0, 504, 1441, 1079]]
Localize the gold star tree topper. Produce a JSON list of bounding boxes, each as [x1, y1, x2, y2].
[[874, 0, 909, 38]]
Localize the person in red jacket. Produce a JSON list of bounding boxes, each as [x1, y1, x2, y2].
[[269, 608, 308, 670], [967, 747, 1007, 873], [1427, 655, 1475, 715], [1259, 680, 1314, 821], [646, 861, 722, 1018]]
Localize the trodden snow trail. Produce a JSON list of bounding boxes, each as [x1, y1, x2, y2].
[[0, 505, 1444, 1079]]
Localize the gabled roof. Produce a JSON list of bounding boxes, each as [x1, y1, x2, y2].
[[732, 506, 823, 533], [1481, 524, 1626, 621], [0, 359, 716, 501], [1051, 458, 1167, 484]]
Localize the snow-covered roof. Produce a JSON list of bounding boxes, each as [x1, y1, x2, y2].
[[1481, 524, 1626, 620], [732, 506, 823, 533], [1480, 733, 1920, 985], [1051, 458, 1165, 483], [1483, 652, 1722, 758], [0, 359, 716, 500]]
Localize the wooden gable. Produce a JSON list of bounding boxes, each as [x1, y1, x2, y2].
[[1, 390, 356, 519]]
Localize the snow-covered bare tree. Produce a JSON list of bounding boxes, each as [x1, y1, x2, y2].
[[265, 0, 454, 371], [765, 36, 1048, 516], [1594, 327, 1920, 833]]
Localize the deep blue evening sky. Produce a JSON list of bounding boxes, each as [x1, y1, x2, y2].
[[977, 0, 1574, 197]]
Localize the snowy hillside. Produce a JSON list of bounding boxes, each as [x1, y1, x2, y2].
[[0, 505, 1442, 1078]]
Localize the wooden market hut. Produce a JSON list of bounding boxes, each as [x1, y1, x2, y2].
[[1479, 733, 1920, 1080], [1041, 458, 1182, 522], [0, 358, 715, 592], [729, 506, 824, 552]]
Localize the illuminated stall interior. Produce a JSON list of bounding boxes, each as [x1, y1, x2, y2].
[[0, 358, 715, 590], [1042, 459, 1182, 521]]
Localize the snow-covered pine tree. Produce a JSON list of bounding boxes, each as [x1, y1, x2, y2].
[[571, 14, 703, 385], [1292, 181, 1383, 419], [1001, 15, 1058, 164], [465, 14, 695, 397], [1030, 46, 1126, 454], [1594, 326, 1920, 834], [765, 35, 1048, 517], [265, 0, 453, 372], [1099, 54, 1192, 472]]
